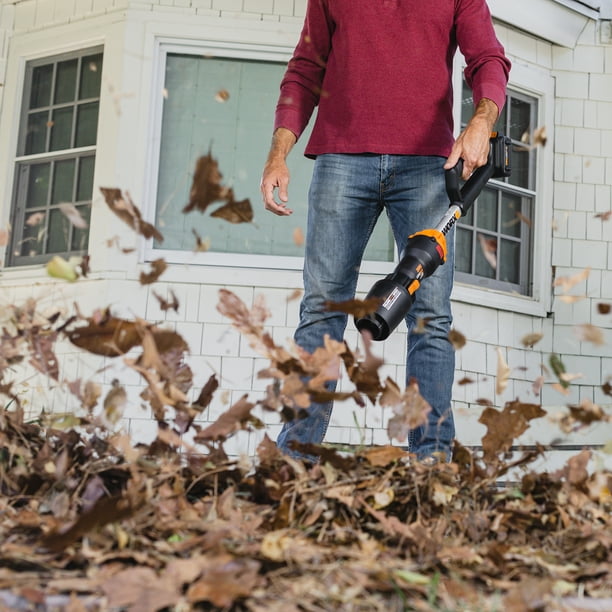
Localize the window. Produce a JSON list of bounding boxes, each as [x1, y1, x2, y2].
[[8, 49, 103, 266], [455, 83, 538, 296], [152, 48, 393, 263]]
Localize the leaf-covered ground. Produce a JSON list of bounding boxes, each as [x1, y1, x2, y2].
[[1, 290, 611, 612]]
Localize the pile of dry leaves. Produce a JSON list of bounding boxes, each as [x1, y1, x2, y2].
[[1, 286, 611, 612]]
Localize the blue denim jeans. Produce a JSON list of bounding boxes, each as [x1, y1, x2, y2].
[[277, 154, 455, 461]]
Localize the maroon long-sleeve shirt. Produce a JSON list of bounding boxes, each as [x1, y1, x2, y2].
[[275, 0, 511, 158]]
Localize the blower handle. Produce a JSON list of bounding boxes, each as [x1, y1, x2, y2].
[[444, 133, 512, 216]]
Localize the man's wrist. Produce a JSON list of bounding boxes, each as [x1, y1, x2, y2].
[[472, 98, 499, 131]]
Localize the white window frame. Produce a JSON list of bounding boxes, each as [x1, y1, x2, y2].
[[451, 61, 555, 317]]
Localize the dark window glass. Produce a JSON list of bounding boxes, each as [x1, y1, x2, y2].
[[26, 163, 50, 208], [75, 102, 99, 147], [48, 208, 70, 253], [55, 59, 78, 104], [76, 156, 95, 201], [25, 111, 49, 155], [52, 159, 76, 204], [80, 54, 103, 99], [30, 64, 53, 108]]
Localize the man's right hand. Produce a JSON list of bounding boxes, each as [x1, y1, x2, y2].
[[261, 127, 297, 216]]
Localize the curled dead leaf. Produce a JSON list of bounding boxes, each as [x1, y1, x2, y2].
[[100, 188, 164, 242], [139, 258, 167, 285], [210, 197, 253, 224]]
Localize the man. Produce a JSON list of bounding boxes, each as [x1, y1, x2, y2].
[[260, 0, 511, 462]]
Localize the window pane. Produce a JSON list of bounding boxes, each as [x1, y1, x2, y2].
[[79, 54, 103, 99], [48, 208, 70, 253], [75, 102, 99, 147], [475, 234, 497, 279], [26, 163, 50, 208], [509, 148, 531, 189], [499, 239, 520, 284], [501, 192, 523, 238], [55, 59, 78, 104], [30, 64, 53, 108], [52, 159, 76, 203], [455, 227, 473, 274], [25, 111, 49, 154], [509, 97, 531, 142], [50, 107, 74, 151], [476, 188, 497, 232], [71, 204, 91, 251], [77, 156, 95, 201]]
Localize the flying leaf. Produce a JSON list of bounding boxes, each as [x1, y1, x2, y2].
[[595, 210, 611, 221], [558, 294, 586, 304], [0, 228, 9, 247], [183, 150, 226, 214], [153, 289, 179, 312], [59, 203, 88, 229], [324, 297, 382, 319], [215, 89, 230, 103], [210, 197, 254, 224], [192, 374, 219, 412], [496, 348, 511, 395], [66, 314, 143, 357], [549, 354, 569, 389], [26, 212, 45, 226], [46, 255, 79, 282], [341, 333, 384, 402], [293, 227, 305, 246], [103, 379, 127, 424], [286, 288, 303, 302], [139, 258, 167, 285], [100, 187, 164, 242], [477, 234, 497, 269], [382, 377, 431, 442], [598, 302, 611, 315], [553, 267, 590, 293], [448, 329, 466, 350], [194, 395, 260, 442], [521, 332, 543, 348], [575, 323, 605, 346], [479, 400, 546, 462]]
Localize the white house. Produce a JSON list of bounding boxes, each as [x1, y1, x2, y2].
[[0, 0, 610, 469]]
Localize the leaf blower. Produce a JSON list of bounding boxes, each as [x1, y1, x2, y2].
[[355, 133, 512, 341]]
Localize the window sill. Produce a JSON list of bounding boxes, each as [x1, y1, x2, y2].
[[451, 282, 549, 318]]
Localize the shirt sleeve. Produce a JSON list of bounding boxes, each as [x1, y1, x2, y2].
[[274, 0, 333, 140], [455, 0, 511, 114]]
